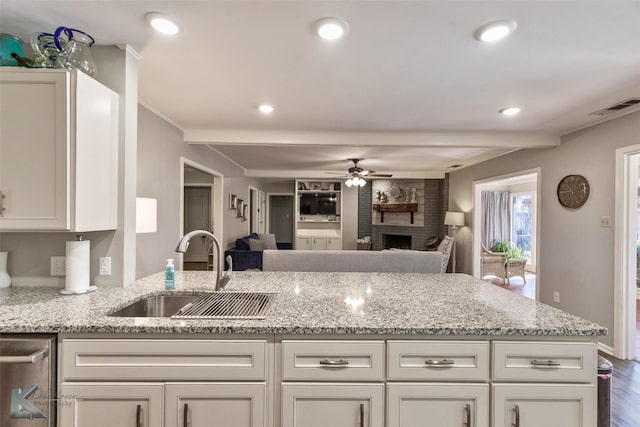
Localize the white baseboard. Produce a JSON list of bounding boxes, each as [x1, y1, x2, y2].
[[597, 342, 615, 356]]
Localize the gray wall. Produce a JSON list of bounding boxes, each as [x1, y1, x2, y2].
[[449, 110, 640, 347], [136, 106, 263, 279]]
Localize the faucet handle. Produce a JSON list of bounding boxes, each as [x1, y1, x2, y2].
[[225, 255, 233, 275]]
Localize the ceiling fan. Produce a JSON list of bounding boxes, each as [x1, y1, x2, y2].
[[327, 159, 392, 187]]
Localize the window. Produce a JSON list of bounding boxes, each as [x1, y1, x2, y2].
[[511, 192, 536, 267]]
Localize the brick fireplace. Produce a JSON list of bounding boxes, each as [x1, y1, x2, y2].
[[383, 234, 412, 250]]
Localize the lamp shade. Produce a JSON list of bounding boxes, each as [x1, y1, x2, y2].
[[444, 211, 465, 227], [136, 197, 157, 233]]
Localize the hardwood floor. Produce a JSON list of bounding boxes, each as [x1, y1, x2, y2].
[[603, 353, 640, 427], [483, 271, 536, 299]]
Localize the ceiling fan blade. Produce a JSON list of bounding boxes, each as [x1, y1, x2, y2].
[[368, 173, 393, 177], [326, 172, 348, 176]]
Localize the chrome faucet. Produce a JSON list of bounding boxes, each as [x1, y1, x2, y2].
[[176, 230, 233, 291]]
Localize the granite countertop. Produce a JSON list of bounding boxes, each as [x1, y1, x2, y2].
[[0, 271, 607, 336]]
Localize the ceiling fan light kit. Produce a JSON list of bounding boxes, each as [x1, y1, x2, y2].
[[474, 19, 517, 42]]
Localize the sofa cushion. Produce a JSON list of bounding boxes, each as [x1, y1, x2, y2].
[[257, 233, 277, 250]]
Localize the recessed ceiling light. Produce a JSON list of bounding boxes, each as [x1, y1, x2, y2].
[[313, 17, 349, 40], [145, 12, 183, 35], [499, 107, 521, 116], [474, 19, 517, 42], [258, 104, 275, 114]]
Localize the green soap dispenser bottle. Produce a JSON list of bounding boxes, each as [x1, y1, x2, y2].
[[165, 258, 175, 290]]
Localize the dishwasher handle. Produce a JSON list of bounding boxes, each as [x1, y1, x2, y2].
[[0, 349, 48, 364]]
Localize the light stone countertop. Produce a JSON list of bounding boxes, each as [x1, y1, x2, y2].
[[0, 271, 607, 336]]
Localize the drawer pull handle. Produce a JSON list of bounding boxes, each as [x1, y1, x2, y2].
[[512, 404, 520, 427], [0, 191, 5, 216], [530, 359, 561, 367], [319, 359, 349, 367], [424, 359, 454, 367], [183, 403, 189, 427], [464, 403, 471, 427], [136, 404, 143, 427], [359, 403, 364, 427]]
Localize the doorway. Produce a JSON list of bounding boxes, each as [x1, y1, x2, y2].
[[472, 169, 540, 301], [614, 146, 639, 360], [268, 194, 294, 245], [180, 159, 223, 272], [183, 186, 211, 270]]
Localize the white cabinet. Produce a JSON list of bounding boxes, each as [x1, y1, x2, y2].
[[387, 384, 489, 427], [60, 383, 164, 427], [326, 237, 342, 250], [492, 384, 596, 427], [295, 236, 342, 250], [281, 383, 384, 427], [0, 68, 118, 231], [296, 237, 312, 250], [59, 338, 268, 427], [166, 383, 266, 427], [281, 340, 384, 427], [311, 236, 326, 250]]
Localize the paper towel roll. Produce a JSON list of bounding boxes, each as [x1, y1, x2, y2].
[[65, 240, 90, 293]]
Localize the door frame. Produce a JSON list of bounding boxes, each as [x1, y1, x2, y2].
[[249, 186, 259, 234], [614, 144, 639, 359], [471, 168, 541, 301], [179, 157, 224, 270]]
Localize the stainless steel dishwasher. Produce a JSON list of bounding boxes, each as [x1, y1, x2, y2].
[[0, 334, 56, 426]]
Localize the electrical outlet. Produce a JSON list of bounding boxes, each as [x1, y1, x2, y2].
[[600, 216, 612, 227], [99, 257, 111, 276], [553, 291, 560, 303], [50, 256, 66, 276]]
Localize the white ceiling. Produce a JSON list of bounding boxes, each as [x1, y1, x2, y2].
[[2, 1, 639, 178]]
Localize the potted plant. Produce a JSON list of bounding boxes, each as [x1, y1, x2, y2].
[[490, 241, 523, 259]]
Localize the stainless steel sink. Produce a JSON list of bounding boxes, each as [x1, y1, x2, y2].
[[109, 292, 276, 319], [109, 295, 201, 317]]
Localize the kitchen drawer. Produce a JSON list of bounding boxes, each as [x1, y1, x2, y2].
[[387, 341, 490, 381], [281, 340, 384, 381], [61, 339, 267, 381], [492, 341, 596, 383]]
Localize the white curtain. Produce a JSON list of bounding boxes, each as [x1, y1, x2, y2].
[[481, 191, 510, 247]]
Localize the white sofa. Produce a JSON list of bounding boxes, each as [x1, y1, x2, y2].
[[262, 250, 443, 273]]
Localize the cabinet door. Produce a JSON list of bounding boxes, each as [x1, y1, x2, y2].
[[59, 383, 163, 427], [165, 383, 266, 427], [326, 237, 342, 250], [387, 384, 489, 427], [282, 383, 384, 427], [296, 237, 311, 250], [492, 384, 596, 427], [311, 237, 326, 250], [0, 71, 69, 230]]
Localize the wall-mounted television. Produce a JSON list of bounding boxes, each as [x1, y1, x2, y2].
[[299, 193, 337, 216]]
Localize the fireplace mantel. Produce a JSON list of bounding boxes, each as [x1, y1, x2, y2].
[[372, 203, 418, 224]]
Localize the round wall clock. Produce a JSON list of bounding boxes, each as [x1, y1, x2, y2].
[[557, 174, 590, 209]]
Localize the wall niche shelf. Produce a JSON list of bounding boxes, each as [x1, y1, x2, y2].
[[372, 203, 418, 224]]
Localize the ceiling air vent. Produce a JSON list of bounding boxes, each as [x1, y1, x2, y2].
[[447, 164, 463, 169], [589, 98, 640, 116]]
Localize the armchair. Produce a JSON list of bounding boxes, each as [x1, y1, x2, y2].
[[480, 243, 508, 282], [481, 243, 527, 285]]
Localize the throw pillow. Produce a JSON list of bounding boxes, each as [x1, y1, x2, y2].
[[235, 236, 251, 251], [257, 233, 278, 250], [249, 238, 267, 251]]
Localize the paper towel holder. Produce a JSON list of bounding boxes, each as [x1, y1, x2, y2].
[[59, 234, 97, 295]]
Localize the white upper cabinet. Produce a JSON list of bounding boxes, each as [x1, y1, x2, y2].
[[0, 68, 118, 231]]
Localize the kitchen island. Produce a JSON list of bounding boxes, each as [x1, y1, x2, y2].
[[0, 272, 606, 427]]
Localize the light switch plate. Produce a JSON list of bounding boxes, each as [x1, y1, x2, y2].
[[599, 216, 612, 227], [50, 256, 66, 276], [99, 257, 111, 276]]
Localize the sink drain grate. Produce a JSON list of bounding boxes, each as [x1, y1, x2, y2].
[[172, 292, 276, 319]]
